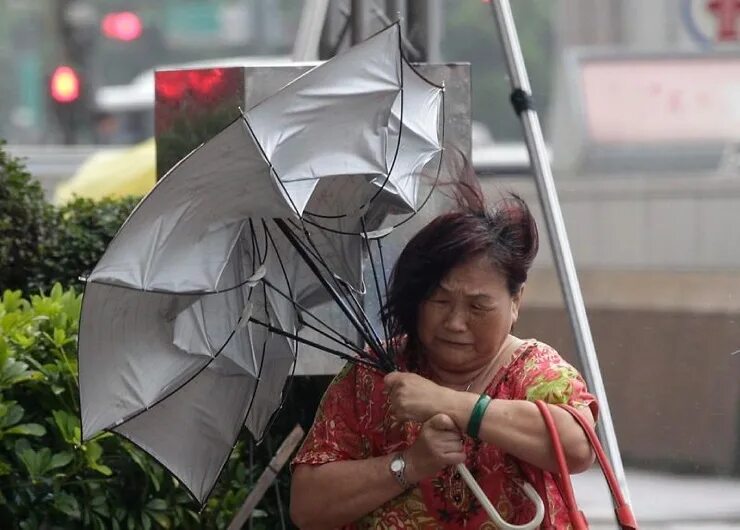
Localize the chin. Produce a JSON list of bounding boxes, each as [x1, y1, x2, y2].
[[429, 342, 476, 366]]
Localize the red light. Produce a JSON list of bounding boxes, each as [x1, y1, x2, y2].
[[50, 66, 80, 103], [156, 69, 227, 102], [101, 12, 142, 42], [188, 69, 225, 97]]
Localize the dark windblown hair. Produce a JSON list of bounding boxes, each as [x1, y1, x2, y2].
[[381, 170, 538, 355]]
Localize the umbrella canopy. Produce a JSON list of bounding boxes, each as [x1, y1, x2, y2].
[[78, 22, 444, 503]]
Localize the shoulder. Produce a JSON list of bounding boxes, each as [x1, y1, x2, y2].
[[509, 339, 590, 404], [516, 339, 576, 373]]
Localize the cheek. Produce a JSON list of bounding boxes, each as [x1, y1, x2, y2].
[[417, 304, 442, 338], [470, 314, 509, 349]]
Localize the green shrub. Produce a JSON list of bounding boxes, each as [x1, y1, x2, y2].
[[0, 285, 201, 529], [0, 142, 56, 294], [0, 143, 139, 295], [0, 284, 307, 529], [37, 196, 140, 293]]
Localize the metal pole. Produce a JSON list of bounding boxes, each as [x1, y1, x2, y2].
[[406, 0, 443, 62], [489, 0, 631, 502], [350, 0, 367, 45], [292, 0, 331, 61]]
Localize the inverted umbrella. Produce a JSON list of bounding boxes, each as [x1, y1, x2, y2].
[[79, 23, 424, 502]]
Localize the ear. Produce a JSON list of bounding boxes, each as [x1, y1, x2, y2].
[[510, 284, 525, 325]]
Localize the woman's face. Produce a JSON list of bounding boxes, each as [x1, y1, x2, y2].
[[417, 254, 522, 372]]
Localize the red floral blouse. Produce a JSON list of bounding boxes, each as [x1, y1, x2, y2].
[[292, 339, 599, 529]]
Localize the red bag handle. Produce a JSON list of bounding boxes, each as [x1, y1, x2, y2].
[[535, 400, 638, 530]]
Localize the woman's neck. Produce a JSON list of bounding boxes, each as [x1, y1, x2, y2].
[[426, 335, 520, 392]]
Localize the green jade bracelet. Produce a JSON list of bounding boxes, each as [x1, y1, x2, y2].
[[466, 393, 492, 439]]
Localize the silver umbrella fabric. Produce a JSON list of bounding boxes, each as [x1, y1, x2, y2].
[[78, 22, 444, 503]]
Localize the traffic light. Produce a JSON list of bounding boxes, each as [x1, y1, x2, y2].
[[50, 65, 80, 103], [101, 12, 143, 42], [49, 64, 83, 144]]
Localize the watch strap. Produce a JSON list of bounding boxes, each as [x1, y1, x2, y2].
[[390, 452, 411, 490]]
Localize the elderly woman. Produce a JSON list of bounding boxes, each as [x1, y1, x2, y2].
[[290, 191, 598, 529]]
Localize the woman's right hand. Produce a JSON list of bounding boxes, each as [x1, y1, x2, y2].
[[404, 413, 466, 483]]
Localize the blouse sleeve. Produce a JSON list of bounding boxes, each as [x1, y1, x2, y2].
[[512, 342, 599, 421], [291, 362, 371, 469]]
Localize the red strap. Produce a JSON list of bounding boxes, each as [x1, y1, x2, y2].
[[534, 400, 587, 529], [557, 404, 638, 530], [535, 400, 638, 530]]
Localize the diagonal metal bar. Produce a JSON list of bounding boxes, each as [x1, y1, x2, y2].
[[489, 0, 630, 502]]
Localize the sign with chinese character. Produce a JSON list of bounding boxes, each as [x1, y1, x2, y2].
[[682, 0, 740, 46]]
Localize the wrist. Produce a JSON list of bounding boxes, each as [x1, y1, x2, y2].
[[466, 394, 493, 438], [389, 451, 414, 490], [450, 391, 479, 432], [400, 448, 421, 485]]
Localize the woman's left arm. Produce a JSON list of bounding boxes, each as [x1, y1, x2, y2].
[[385, 372, 596, 474], [449, 394, 596, 474]]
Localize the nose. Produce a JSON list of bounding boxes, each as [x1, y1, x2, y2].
[[443, 305, 468, 332]]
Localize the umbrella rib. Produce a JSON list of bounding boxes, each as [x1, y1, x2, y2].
[[249, 316, 384, 372], [273, 219, 392, 371], [332, 273, 386, 354], [261, 278, 368, 358], [307, 253, 387, 363], [360, 217, 391, 351], [290, 220, 388, 357], [298, 318, 369, 358], [261, 221, 370, 358], [241, 281, 273, 433], [375, 237, 396, 359]]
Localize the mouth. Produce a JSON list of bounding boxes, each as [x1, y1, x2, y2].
[[437, 338, 472, 347]]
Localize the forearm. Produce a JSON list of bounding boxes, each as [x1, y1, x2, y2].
[[450, 394, 595, 473], [290, 454, 405, 529]]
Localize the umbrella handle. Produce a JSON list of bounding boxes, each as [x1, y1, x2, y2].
[[456, 463, 545, 529]]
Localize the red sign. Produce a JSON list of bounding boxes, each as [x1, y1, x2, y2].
[[579, 57, 740, 143], [707, 0, 740, 41]]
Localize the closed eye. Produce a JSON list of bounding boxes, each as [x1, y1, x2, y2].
[[430, 298, 449, 304]]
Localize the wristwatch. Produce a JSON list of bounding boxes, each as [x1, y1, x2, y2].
[[389, 452, 411, 490]]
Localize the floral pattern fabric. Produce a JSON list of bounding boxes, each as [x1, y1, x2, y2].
[[291, 340, 598, 529]]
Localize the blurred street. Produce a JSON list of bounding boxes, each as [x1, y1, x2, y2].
[[573, 468, 740, 528]]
